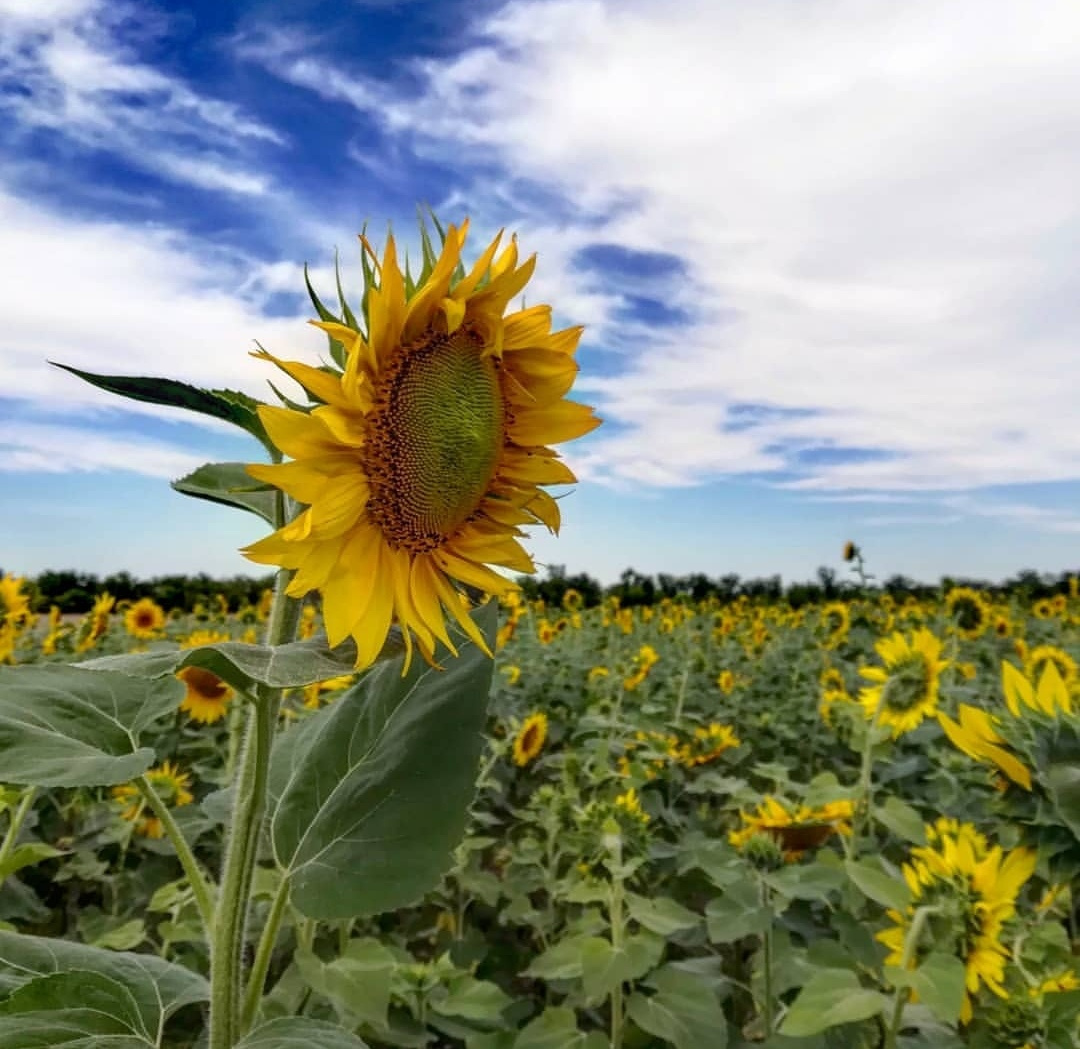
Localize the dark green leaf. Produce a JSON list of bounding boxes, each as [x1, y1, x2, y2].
[[844, 859, 911, 912], [780, 969, 887, 1037], [626, 965, 729, 1049], [0, 666, 182, 787], [172, 462, 279, 525]]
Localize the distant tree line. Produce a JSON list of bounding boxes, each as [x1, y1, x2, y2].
[[518, 564, 1080, 609], [9, 570, 276, 614], [5, 564, 1077, 615]]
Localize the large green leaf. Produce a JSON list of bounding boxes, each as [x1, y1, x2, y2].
[[82, 631, 404, 694], [626, 965, 729, 1049], [579, 933, 664, 1004], [779, 969, 887, 1037], [235, 1017, 370, 1049], [270, 604, 497, 918], [512, 1008, 608, 1049], [844, 858, 911, 912], [51, 363, 272, 451], [0, 930, 208, 1037], [0, 666, 182, 787], [172, 462, 279, 525], [295, 941, 396, 1031]]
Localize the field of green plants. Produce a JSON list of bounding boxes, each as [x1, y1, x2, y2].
[[1, 571, 1078, 1049]]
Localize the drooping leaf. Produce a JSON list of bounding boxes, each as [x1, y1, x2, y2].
[[172, 462, 279, 525], [50, 363, 271, 451], [81, 631, 405, 694], [0, 666, 182, 787], [270, 604, 497, 918]]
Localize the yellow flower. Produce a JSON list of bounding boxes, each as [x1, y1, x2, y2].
[[300, 673, 356, 710], [879, 824, 1035, 1023], [993, 614, 1011, 638], [679, 723, 740, 767], [501, 664, 521, 686], [1002, 660, 1072, 718], [944, 586, 991, 640], [938, 704, 1032, 790], [1024, 645, 1078, 689], [562, 588, 583, 612], [176, 666, 234, 725], [512, 712, 548, 767], [588, 666, 610, 683], [729, 797, 853, 859], [112, 760, 194, 838], [957, 661, 977, 681], [858, 628, 948, 736], [842, 540, 858, 562], [75, 592, 116, 653], [1035, 970, 1079, 995], [1032, 598, 1053, 620], [614, 787, 648, 824], [0, 574, 31, 627], [124, 597, 165, 639], [242, 219, 600, 671], [717, 669, 735, 695], [821, 602, 850, 646]]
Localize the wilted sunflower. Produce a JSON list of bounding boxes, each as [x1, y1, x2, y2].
[[244, 219, 600, 670], [879, 822, 1035, 1023], [858, 628, 949, 736], [513, 712, 548, 766], [124, 597, 165, 640], [944, 586, 991, 640]]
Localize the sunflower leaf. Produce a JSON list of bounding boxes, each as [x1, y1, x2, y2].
[[235, 1016, 371, 1049], [0, 930, 208, 1039], [304, 264, 348, 370], [172, 461, 279, 525], [334, 249, 359, 331], [268, 603, 497, 919], [0, 665, 182, 787], [80, 632, 405, 694], [50, 362, 273, 452]]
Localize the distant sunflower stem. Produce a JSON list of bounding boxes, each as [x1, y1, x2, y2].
[[209, 570, 300, 1049], [850, 703, 885, 858], [0, 787, 38, 892], [135, 775, 214, 929], [884, 905, 939, 1049], [606, 824, 626, 1049], [240, 873, 292, 1031], [672, 661, 691, 727]]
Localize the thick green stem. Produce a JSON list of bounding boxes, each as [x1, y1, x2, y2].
[[884, 906, 938, 1049], [208, 567, 299, 1049], [240, 873, 292, 1031], [0, 787, 37, 891], [136, 776, 214, 929], [849, 703, 885, 858]]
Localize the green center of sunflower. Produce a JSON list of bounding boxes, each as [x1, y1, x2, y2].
[[950, 596, 984, 632], [364, 325, 504, 553], [881, 652, 932, 712]]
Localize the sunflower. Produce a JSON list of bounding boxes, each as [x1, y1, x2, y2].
[[500, 664, 522, 686], [729, 796, 853, 861], [513, 712, 548, 766], [716, 669, 735, 695], [112, 760, 194, 838], [176, 666, 234, 724], [124, 597, 165, 639], [0, 574, 30, 626], [944, 586, 991, 640], [614, 787, 649, 824], [842, 540, 858, 562], [878, 823, 1035, 1023], [858, 628, 949, 736], [243, 219, 600, 671], [76, 592, 115, 653], [821, 601, 851, 646], [1024, 644, 1078, 689], [677, 723, 740, 767], [1032, 598, 1053, 620], [993, 614, 1012, 637]]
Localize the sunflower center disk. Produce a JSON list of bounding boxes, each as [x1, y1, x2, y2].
[[365, 327, 505, 553]]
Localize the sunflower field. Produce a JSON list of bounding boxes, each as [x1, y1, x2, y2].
[[1, 569, 1079, 1049]]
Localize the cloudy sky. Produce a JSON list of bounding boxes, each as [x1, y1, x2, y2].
[[1, 0, 1078, 585]]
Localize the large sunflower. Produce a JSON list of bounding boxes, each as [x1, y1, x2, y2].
[[858, 628, 948, 736], [244, 219, 600, 669]]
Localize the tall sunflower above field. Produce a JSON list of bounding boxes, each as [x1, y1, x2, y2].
[[244, 218, 600, 669]]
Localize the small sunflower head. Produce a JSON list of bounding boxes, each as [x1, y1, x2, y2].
[[512, 712, 548, 767], [842, 540, 858, 562]]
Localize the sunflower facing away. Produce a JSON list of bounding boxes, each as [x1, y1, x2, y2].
[[858, 627, 949, 737], [244, 219, 601, 669], [879, 819, 1035, 1023]]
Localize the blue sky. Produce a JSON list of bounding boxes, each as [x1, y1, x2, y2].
[[1, 0, 1079, 586]]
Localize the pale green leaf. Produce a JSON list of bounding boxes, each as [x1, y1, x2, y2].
[[780, 969, 887, 1037], [626, 965, 729, 1049], [235, 1016, 370, 1048], [844, 859, 911, 912]]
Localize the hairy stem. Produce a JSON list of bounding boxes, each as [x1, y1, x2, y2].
[[240, 873, 292, 1030]]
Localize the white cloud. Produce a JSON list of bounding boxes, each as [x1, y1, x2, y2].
[[0, 0, 280, 195], [244, 0, 1080, 494], [0, 189, 325, 419]]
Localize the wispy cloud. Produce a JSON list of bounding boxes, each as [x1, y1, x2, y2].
[[241, 0, 1080, 495], [0, 0, 282, 195]]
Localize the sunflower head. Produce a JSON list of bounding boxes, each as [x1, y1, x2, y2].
[[244, 217, 600, 671], [944, 586, 991, 640], [513, 712, 548, 767], [859, 628, 948, 736], [177, 665, 234, 725], [124, 597, 165, 639]]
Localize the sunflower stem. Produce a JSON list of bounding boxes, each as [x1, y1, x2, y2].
[[849, 702, 885, 859], [240, 872, 292, 1031], [0, 787, 37, 894], [759, 877, 775, 1038], [208, 568, 299, 1049], [884, 905, 938, 1049], [135, 775, 214, 930]]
